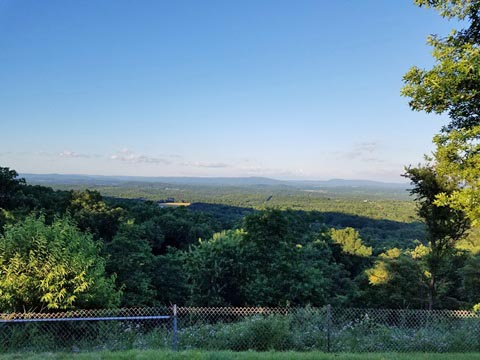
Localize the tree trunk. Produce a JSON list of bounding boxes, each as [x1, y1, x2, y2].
[[428, 273, 436, 310]]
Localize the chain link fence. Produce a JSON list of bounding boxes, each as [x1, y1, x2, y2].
[[0, 307, 172, 353], [1, 306, 479, 353]]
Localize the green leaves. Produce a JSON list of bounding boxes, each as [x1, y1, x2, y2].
[[187, 210, 353, 307], [402, 41, 480, 117], [400, 1, 480, 308], [413, 0, 476, 20], [403, 1, 480, 132], [0, 215, 120, 312], [69, 190, 125, 241], [0, 167, 26, 210], [106, 223, 157, 307], [433, 125, 480, 225], [330, 227, 372, 257]]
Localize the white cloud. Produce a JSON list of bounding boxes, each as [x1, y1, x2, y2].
[[179, 157, 304, 178], [182, 161, 231, 168], [335, 141, 384, 162], [110, 149, 170, 165], [59, 150, 91, 158], [237, 163, 306, 178], [35, 151, 53, 156]]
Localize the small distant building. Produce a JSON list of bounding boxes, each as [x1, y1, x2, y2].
[[157, 197, 175, 204]]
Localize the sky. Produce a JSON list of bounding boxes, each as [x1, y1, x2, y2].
[[0, 0, 459, 182]]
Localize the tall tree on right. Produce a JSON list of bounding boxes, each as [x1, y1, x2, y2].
[[404, 164, 469, 309], [402, 0, 480, 226], [401, 0, 480, 308]]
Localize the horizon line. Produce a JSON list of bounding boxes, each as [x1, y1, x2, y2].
[[19, 171, 410, 185]]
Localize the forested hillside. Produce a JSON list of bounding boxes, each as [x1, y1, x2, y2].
[[25, 174, 423, 251], [1, 166, 479, 312]]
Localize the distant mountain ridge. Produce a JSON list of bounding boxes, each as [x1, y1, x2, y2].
[[21, 173, 409, 189], [290, 179, 408, 189]]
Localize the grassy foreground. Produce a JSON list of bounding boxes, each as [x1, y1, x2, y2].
[[1, 351, 480, 360]]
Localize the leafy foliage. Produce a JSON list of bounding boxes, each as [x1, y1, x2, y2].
[[187, 210, 354, 307], [69, 190, 125, 241], [399, 0, 480, 310], [0, 168, 25, 210], [330, 228, 372, 257], [402, 0, 480, 230], [404, 164, 470, 308], [187, 230, 247, 306], [402, 1, 480, 131], [0, 215, 120, 312], [106, 223, 157, 306]]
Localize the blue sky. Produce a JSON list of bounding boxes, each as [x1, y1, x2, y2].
[[0, 0, 457, 181]]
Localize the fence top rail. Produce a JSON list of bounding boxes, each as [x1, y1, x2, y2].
[[0, 315, 171, 323], [177, 307, 293, 315], [330, 308, 480, 318], [0, 307, 170, 321], [178, 307, 479, 317], [1, 306, 478, 321]]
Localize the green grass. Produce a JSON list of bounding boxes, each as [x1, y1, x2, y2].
[[1, 351, 480, 360]]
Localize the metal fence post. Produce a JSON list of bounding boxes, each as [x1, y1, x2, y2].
[[173, 304, 178, 351], [326, 304, 331, 353]]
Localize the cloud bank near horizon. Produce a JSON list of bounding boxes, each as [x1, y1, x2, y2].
[[0, 143, 412, 182]]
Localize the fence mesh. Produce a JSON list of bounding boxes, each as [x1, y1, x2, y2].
[[1, 306, 479, 353], [0, 307, 172, 353]]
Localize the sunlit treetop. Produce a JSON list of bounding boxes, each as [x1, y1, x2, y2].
[[402, 0, 480, 132], [415, 0, 477, 20]]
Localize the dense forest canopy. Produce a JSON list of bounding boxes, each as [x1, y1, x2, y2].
[[0, 165, 479, 312]]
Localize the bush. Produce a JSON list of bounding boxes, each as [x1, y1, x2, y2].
[[177, 315, 291, 351]]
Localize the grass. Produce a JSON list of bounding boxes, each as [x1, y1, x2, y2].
[[0, 351, 479, 360]]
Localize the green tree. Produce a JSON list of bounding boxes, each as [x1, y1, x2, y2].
[[106, 223, 156, 306], [364, 248, 428, 308], [0, 215, 120, 312], [404, 164, 469, 309], [401, 0, 480, 308], [402, 0, 480, 226], [0, 209, 14, 230], [402, 0, 480, 132], [0, 167, 25, 210], [459, 254, 480, 306], [0, 167, 72, 226], [240, 210, 349, 306], [69, 190, 125, 241], [187, 229, 246, 306], [147, 207, 217, 251], [330, 227, 372, 257], [434, 128, 480, 226], [153, 249, 190, 305], [186, 210, 353, 307]]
